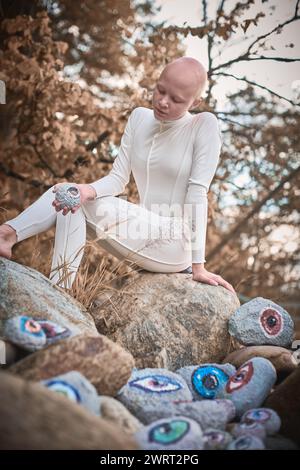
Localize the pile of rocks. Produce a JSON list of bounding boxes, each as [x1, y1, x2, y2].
[[0, 257, 299, 450]]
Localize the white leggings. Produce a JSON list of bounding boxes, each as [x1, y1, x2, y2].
[[5, 186, 192, 288]]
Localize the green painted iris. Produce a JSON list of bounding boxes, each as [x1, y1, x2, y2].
[[149, 419, 189, 445]]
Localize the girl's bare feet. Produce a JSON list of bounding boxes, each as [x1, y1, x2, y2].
[[0, 224, 17, 259]]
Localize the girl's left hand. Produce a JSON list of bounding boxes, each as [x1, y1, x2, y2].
[[192, 265, 236, 295]]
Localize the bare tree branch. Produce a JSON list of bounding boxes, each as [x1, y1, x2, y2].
[[210, 54, 300, 73], [209, 1, 300, 74], [246, 6, 300, 55], [202, 0, 208, 23], [217, 116, 258, 129], [246, 55, 300, 62], [213, 72, 299, 106]]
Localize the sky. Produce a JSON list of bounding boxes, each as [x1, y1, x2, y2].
[[152, 0, 300, 107]]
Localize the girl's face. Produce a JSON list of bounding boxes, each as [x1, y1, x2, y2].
[[152, 70, 201, 121]]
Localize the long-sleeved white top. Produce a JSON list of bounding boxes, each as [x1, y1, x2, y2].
[[89, 107, 222, 264]]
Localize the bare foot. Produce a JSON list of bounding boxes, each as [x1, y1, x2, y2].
[[0, 224, 17, 259]]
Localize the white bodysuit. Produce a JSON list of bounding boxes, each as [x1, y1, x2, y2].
[[6, 106, 222, 288], [89, 107, 222, 263]]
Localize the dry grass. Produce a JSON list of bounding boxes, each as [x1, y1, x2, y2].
[[47, 233, 147, 311]]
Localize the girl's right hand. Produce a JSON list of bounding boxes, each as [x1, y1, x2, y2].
[[52, 183, 97, 215]]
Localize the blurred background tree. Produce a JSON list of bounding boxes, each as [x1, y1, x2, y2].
[[0, 0, 299, 328]]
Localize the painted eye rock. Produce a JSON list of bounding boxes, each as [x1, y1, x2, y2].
[[55, 183, 81, 210], [230, 422, 267, 441], [4, 316, 47, 352], [227, 435, 265, 450], [3, 316, 71, 352], [203, 429, 233, 450], [176, 363, 236, 400], [116, 368, 192, 424], [37, 320, 71, 345], [130, 375, 182, 394], [216, 357, 277, 418], [241, 408, 281, 435], [41, 371, 100, 416], [134, 416, 203, 450], [228, 297, 294, 348]]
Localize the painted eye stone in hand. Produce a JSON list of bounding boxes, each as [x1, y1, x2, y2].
[[176, 363, 236, 400], [41, 371, 100, 416], [241, 408, 281, 435], [4, 316, 47, 352], [116, 368, 192, 423], [216, 357, 277, 418], [134, 416, 204, 450], [55, 183, 81, 210], [228, 297, 294, 347]]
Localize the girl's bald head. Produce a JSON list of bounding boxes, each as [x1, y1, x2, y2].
[[160, 57, 207, 99]]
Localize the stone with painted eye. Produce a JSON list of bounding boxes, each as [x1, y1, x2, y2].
[[37, 319, 71, 345], [55, 183, 81, 210], [203, 428, 233, 450], [4, 316, 71, 352], [241, 408, 281, 435], [227, 435, 265, 450], [116, 368, 192, 423], [176, 363, 236, 400], [216, 357, 277, 418], [4, 316, 47, 352], [230, 422, 267, 441], [134, 416, 203, 450], [228, 297, 294, 347], [41, 371, 100, 416]]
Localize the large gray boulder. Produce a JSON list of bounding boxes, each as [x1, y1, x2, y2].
[[90, 271, 240, 371], [0, 257, 97, 336]]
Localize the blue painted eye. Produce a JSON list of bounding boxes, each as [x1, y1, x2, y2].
[[20, 316, 44, 337], [192, 366, 229, 399], [149, 419, 189, 444], [129, 375, 182, 393], [44, 380, 81, 403], [244, 409, 271, 423]]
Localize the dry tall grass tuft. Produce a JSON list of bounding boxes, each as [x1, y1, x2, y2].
[[47, 234, 146, 311]]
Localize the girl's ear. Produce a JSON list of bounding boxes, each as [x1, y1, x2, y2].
[[190, 97, 203, 110]]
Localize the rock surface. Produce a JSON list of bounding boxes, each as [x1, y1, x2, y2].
[[0, 372, 138, 450], [9, 334, 135, 396], [90, 271, 240, 370], [99, 396, 143, 434], [0, 257, 97, 336]]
